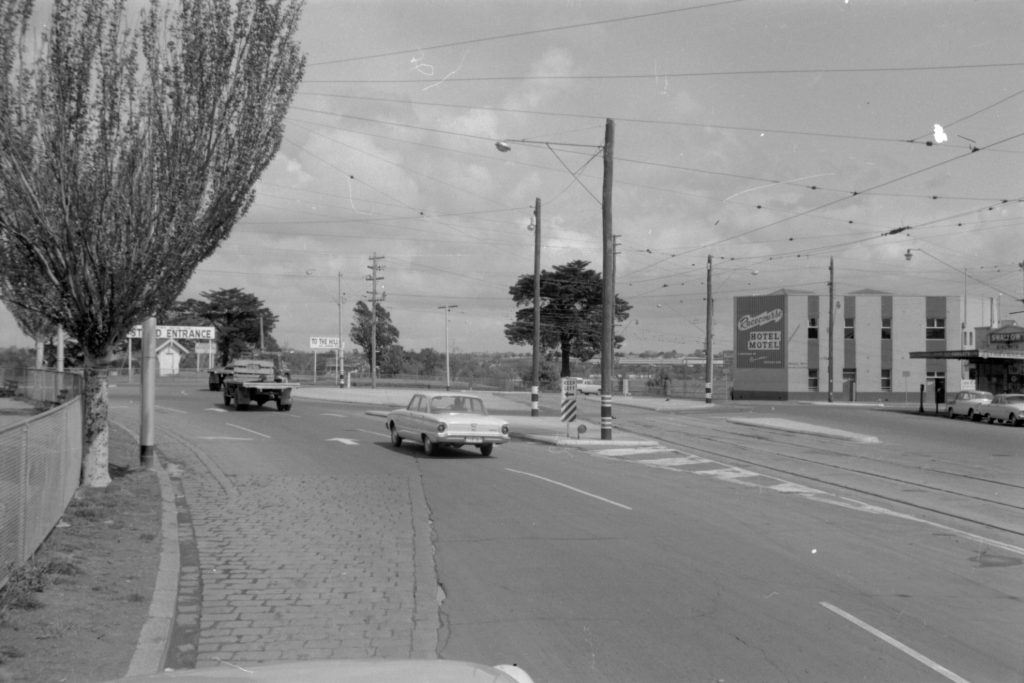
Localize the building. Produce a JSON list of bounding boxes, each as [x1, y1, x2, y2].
[[732, 290, 1003, 401]]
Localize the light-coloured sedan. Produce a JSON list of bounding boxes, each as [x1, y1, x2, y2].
[[946, 390, 993, 421], [985, 393, 1024, 425], [385, 392, 510, 456]]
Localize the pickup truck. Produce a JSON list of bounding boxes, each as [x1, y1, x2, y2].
[[221, 359, 298, 411]]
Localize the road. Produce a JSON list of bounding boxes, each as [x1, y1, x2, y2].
[[111, 385, 1023, 682]]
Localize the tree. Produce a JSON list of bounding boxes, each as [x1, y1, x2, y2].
[[0, 0, 305, 487], [349, 300, 399, 368], [505, 259, 631, 377], [164, 288, 279, 366]]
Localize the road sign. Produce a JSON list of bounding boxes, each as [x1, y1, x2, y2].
[[310, 336, 340, 350], [560, 377, 577, 423]]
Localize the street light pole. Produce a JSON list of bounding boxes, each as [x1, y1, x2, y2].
[[439, 304, 457, 390], [600, 118, 615, 440], [828, 257, 835, 403], [496, 118, 616, 439], [531, 198, 541, 417], [705, 255, 713, 404]]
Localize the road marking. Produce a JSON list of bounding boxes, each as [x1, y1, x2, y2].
[[596, 446, 675, 457], [157, 406, 187, 414], [225, 423, 271, 439], [322, 412, 348, 418], [327, 438, 359, 446], [639, 455, 713, 468], [206, 408, 229, 413], [820, 602, 970, 683], [505, 468, 632, 510]]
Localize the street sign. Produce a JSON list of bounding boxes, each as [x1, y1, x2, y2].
[[560, 377, 577, 423], [310, 336, 340, 350], [127, 325, 215, 340]]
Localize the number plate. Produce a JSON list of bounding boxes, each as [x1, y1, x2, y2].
[[464, 437, 483, 444]]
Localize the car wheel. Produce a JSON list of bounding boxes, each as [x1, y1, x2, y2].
[[988, 415, 996, 424], [1009, 413, 1018, 426], [479, 443, 494, 457], [390, 424, 403, 447], [971, 411, 982, 422], [422, 436, 435, 456], [947, 408, 955, 419]]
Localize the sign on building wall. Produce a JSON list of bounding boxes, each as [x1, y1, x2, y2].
[[734, 295, 786, 369]]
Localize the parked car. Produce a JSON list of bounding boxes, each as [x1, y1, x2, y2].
[[984, 393, 1024, 425], [385, 392, 510, 456], [946, 390, 993, 421]]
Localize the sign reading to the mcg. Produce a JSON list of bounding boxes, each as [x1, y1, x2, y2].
[[309, 336, 340, 350], [734, 296, 786, 369], [127, 325, 216, 340]]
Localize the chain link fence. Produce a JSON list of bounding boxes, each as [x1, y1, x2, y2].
[[0, 370, 83, 589]]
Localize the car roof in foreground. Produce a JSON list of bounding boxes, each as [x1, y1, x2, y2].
[[109, 659, 534, 682]]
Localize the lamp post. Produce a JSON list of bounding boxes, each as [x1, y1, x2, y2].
[[531, 198, 541, 416], [439, 304, 457, 390], [497, 118, 616, 439]]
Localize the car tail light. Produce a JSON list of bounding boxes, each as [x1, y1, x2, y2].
[[437, 423, 447, 433], [501, 425, 509, 435]]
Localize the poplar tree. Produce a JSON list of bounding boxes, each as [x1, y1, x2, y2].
[[0, 0, 305, 486]]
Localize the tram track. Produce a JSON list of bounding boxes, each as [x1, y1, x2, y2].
[[614, 412, 1024, 541]]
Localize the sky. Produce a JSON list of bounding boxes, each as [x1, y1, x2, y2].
[[3, 0, 1024, 356]]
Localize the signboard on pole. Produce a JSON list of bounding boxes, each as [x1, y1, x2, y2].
[[310, 336, 340, 350], [560, 377, 578, 423], [127, 325, 216, 340]]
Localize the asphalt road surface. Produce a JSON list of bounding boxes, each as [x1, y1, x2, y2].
[[112, 385, 1022, 682]]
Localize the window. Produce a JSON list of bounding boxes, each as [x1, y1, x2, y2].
[[881, 317, 891, 340], [926, 318, 945, 340], [808, 317, 818, 339], [808, 368, 819, 392], [881, 369, 892, 392], [843, 368, 856, 383], [844, 318, 855, 339]]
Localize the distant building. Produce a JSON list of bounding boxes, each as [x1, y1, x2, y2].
[[732, 289, 1006, 401]]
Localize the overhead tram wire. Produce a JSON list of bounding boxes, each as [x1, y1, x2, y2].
[[306, 0, 752, 67]]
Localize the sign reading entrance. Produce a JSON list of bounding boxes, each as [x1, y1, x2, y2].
[[127, 325, 216, 340]]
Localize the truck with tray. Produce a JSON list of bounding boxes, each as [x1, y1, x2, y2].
[[221, 358, 298, 411]]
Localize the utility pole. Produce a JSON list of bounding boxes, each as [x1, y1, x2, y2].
[[600, 117, 615, 440], [366, 254, 385, 389], [337, 272, 344, 387], [705, 255, 713, 404], [828, 257, 835, 403], [531, 198, 541, 417], [439, 304, 458, 390]]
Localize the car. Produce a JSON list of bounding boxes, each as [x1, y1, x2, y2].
[[385, 391, 510, 456], [946, 390, 993, 421], [569, 377, 601, 395], [109, 659, 534, 682], [984, 393, 1024, 425]]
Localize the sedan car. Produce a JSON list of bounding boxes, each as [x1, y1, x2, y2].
[[946, 390, 993, 421], [386, 392, 510, 456], [984, 393, 1024, 425]]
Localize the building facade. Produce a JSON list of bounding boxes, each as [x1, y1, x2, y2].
[[732, 290, 999, 401]]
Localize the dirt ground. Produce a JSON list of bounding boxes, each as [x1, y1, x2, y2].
[[0, 424, 163, 683]]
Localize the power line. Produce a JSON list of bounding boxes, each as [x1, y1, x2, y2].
[[307, 0, 751, 66]]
